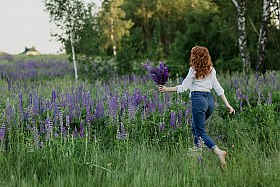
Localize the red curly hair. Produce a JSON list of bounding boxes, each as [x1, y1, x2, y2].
[[190, 46, 213, 79]]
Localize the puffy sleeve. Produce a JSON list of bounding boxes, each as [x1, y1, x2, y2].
[[212, 68, 224, 96], [176, 67, 194, 94]]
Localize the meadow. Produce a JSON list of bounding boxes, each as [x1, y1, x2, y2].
[[0, 54, 280, 186]]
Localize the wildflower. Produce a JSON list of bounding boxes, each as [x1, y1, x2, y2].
[[142, 60, 170, 86], [170, 111, 176, 132], [232, 145, 234, 148], [197, 156, 203, 164]]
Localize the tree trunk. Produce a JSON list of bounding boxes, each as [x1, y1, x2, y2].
[[256, 0, 270, 72], [111, 1, 117, 56], [232, 0, 251, 68], [70, 31, 78, 83]]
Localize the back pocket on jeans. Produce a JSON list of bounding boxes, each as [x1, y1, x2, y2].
[[193, 98, 207, 110]]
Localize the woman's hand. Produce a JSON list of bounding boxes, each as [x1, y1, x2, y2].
[[158, 85, 167, 92], [226, 105, 235, 115]]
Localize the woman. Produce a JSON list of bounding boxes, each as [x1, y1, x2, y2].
[[158, 46, 235, 169]]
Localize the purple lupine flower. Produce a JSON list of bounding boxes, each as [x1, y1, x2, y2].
[[26, 124, 31, 131], [215, 134, 226, 140], [197, 156, 203, 164], [40, 121, 45, 134], [59, 110, 63, 135], [40, 142, 44, 148], [142, 60, 170, 85], [240, 101, 243, 112], [33, 124, 39, 151], [119, 123, 126, 140], [86, 105, 91, 140], [158, 101, 163, 114], [29, 92, 32, 106], [234, 78, 238, 89], [245, 96, 251, 107], [170, 111, 176, 132], [266, 92, 272, 106], [179, 110, 183, 126], [66, 116, 69, 127], [18, 91, 23, 122], [76, 104, 80, 119], [74, 127, 78, 138], [159, 125, 163, 131], [62, 126, 67, 141], [51, 89, 56, 104], [38, 95, 43, 115], [159, 122, 165, 131], [215, 97, 219, 108], [0, 123, 5, 142]]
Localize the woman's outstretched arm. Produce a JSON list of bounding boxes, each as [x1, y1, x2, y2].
[[158, 85, 177, 92]]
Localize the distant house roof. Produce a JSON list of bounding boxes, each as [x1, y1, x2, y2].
[[0, 51, 9, 54], [22, 46, 40, 54]]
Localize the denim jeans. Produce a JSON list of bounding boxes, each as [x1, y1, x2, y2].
[[191, 91, 217, 150]]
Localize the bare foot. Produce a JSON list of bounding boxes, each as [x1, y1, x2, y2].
[[221, 151, 226, 170]]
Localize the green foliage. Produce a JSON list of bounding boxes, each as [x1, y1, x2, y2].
[[147, 19, 163, 62], [215, 57, 243, 73], [65, 3, 100, 57], [43, 0, 86, 46], [77, 56, 115, 83], [241, 104, 278, 149], [167, 31, 189, 79], [116, 28, 144, 75]]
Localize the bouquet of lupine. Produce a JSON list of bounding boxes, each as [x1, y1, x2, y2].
[[142, 59, 170, 85]]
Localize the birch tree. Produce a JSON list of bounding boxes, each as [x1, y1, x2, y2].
[[44, 0, 86, 83], [231, 0, 251, 68], [99, 0, 134, 56], [255, 0, 279, 72]]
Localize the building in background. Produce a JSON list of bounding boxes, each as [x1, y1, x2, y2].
[[21, 46, 40, 55], [0, 51, 9, 54]]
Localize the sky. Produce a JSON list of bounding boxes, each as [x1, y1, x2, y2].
[[0, 0, 102, 55]]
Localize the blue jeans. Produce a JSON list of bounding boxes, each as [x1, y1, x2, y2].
[[191, 91, 217, 150]]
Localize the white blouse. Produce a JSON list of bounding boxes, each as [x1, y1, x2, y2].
[[176, 67, 224, 97]]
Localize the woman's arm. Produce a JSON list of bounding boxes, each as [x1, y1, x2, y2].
[[220, 93, 235, 114], [158, 86, 177, 92]]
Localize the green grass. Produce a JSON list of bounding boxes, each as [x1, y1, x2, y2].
[[1, 132, 280, 186]]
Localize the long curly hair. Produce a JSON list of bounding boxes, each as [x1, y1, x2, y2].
[[189, 46, 213, 79]]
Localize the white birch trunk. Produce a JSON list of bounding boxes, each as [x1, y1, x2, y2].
[[70, 31, 78, 82], [232, 0, 251, 68], [111, 2, 117, 56], [256, 0, 270, 72]]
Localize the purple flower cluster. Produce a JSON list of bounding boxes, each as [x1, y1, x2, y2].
[[197, 156, 203, 164], [0, 124, 5, 143], [170, 110, 176, 132], [159, 123, 165, 131], [142, 59, 170, 85]]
